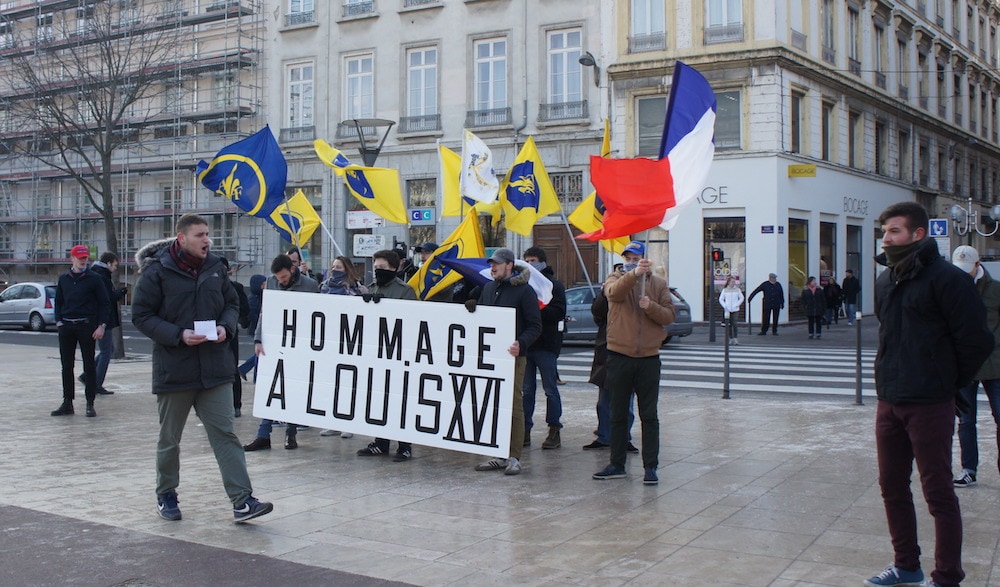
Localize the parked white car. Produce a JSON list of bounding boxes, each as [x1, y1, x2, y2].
[[0, 282, 57, 331]]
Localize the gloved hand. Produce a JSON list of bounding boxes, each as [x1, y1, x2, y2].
[[465, 299, 477, 313]]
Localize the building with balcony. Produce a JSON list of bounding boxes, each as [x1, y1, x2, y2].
[[266, 0, 609, 287], [0, 0, 267, 285], [608, 0, 1000, 321]]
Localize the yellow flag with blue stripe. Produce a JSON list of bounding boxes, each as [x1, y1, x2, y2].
[[407, 209, 485, 301], [314, 139, 409, 225], [499, 136, 561, 236], [440, 144, 502, 223], [268, 189, 321, 246]]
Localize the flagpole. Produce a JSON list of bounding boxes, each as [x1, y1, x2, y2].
[[319, 219, 345, 256], [558, 208, 593, 290], [640, 235, 651, 298]]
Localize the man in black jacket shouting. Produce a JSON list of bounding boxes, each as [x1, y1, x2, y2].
[[133, 213, 272, 525], [865, 202, 993, 587]]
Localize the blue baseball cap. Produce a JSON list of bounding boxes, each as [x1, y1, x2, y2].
[[623, 241, 645, 256]]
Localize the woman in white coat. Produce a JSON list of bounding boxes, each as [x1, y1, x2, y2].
[[719, 276, 745, 345]]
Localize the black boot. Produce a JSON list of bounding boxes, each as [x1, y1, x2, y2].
[[51, 403, 74, 416]]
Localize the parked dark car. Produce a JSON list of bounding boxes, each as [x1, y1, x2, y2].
[[563, 284, 693, 343], [0, 282, 57, 331]]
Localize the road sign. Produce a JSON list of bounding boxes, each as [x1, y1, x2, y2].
[[346, 210, 386, 229], [929, 218, 948, 237], [353, 234, 386, 257], [409, 207, 435, 226]]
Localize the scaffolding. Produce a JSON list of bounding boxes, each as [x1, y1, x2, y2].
[[0, 0, 267, 283]]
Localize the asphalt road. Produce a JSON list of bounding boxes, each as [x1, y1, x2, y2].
[[0, 322, 259, 357]]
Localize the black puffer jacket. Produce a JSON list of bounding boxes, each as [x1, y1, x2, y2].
[[477, 266, 541, 356], [874, 237, 993, 404], [132, 239, 240, 394]]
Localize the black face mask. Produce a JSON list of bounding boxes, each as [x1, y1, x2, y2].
[[374, 268, 396, 287]]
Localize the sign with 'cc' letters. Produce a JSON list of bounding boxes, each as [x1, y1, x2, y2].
[[254, 290, 517, 458]]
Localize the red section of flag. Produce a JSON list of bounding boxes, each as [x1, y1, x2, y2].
[[578, 156, 677, 241]]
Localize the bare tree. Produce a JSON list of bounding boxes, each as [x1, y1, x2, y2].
[[0, 2, 184, 356], [0, 2, 183, 257]]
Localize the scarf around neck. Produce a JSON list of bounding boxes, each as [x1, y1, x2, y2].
[[168, 240, 204, 278]]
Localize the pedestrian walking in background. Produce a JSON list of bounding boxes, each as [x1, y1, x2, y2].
[[87, 251, 126, 396], [950, 245, 1000, 489], [718, 276, 744, 345], [802, 276, 827, 339], [52, 244, 111, 417], [842, 269, 861, 325], [132, 213, 273, 524], [823, 275, 843, 326], [865, 202, 992, 587], [748, 272, 784, 335]]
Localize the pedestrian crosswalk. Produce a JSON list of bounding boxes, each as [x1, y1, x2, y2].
[[558, 343, 876, 398]]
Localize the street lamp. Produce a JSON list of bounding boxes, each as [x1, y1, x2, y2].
[[950, 196, 1000, 237], [578, 51, 600, 88], [345, 118, 395, 166]]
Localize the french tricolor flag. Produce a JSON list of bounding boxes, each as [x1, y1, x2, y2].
[[579, 62, 716, 241]]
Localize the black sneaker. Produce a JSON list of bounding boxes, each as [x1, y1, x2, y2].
[[51, 403, 74, 416], [954, 471, 977, 487], [233, 496, 273, 523], [85, 404, 96, 417], [643, 467, 659, 485], [96, 388, 114, 395], [77, 373, 85, 384], [593, 464, 627, 480], [582, 440, 609, 450], [392, 449, 411, 462], [626, 442, 639, 453], [284, 435, 298, 450], [357, 443, 387, 456], [157, 491, 181, 521]]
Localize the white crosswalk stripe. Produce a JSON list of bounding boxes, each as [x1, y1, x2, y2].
[[559, 343, 876, 397]]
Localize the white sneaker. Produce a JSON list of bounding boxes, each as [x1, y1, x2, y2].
[[732, 339, 738, 345], [340, 432, 353, 439], [504, 457, 522, 475], [320, 429, 340, 437]]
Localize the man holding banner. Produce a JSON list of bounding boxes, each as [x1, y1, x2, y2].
[[356, 249, 419, 462], [466, 248, 541, 476]]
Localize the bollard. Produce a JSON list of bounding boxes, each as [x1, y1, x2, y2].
[[854, 311, 864, 405], [722, 311, 731, 399]]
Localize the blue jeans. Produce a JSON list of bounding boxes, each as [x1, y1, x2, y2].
[[845, 302, 857, 324], [94, 331, 113, 389], [523, 348, 562, 431], [956, 379, 1000, 474], [596, 386, 634, 445], [256, 419, 296, 440]]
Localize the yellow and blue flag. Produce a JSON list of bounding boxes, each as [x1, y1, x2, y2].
[[407, 209, 485, 301], [269, 189, 321, 246], [314, 139, 409, 225], [568, 120, 629, 254], [196, 126, 287, 218], [440, 144, 502, 224], [499, 136, 561, 236]]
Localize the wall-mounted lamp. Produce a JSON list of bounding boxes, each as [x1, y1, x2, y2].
[[950, 196, 1000, 237], [578, 51, 600, 87]]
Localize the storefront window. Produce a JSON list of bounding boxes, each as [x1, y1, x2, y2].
[[846, 224, 862, 282], [704, 218, 746, 321], [787, 219, 808, 318], [819, 221, 836, 285]]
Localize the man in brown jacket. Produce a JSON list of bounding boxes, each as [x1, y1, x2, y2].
[[592, 241, 674, 485]]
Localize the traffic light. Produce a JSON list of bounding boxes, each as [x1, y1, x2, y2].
[[711, 249, 724, 262]]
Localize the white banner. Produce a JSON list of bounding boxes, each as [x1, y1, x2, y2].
[[254, 290, 517, 458]]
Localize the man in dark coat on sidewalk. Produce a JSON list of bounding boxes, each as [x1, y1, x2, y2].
[[748, 272, 784, 335]]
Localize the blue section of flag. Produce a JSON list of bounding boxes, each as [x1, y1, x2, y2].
[[504, 160, 539, 211], [438, 257, 492, 288], [197, 126, 287, 218], [659, 62, 718, 158]]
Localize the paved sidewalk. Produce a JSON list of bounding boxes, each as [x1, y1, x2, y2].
[[4, 341, 1000, 586]]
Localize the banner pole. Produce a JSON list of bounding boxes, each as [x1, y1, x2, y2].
[[319, 219, 345, 256], [558, 208, 593, 290]]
